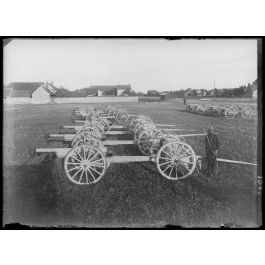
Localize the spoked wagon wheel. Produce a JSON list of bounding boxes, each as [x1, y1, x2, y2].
[[73, 137, 105, 150], [119, 111, 130, 124], [64, 144, 107, 185], [91, 121, 105, 134], [212, 105, 221, 116], [225, 106, 238, 120], [92, 117, 110, 132], [138, 129, 164, 155], [82, 125, 102, 137], [156, 141, 196, 180], [71, 131, 101, 147], [135, 125, 156, 141], [241, 107, 253, 119]]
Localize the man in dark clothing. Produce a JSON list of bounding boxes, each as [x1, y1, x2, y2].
[[205, 126, 219, 177], [183, 98, 186, 105]]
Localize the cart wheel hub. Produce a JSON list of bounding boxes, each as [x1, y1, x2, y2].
[[81, 161, 91, 167]]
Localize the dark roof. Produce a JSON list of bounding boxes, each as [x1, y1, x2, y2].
[[9, 90, 32, 97], [6, 82, 44, 94], [5, 82, 53, 97]]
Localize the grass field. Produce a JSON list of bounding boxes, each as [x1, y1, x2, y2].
[[3, 100, 259, 227]]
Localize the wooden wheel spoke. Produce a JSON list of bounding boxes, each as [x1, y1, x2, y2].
[[159, 156, 171, 160], [68, 166, 81, 172], [71, 167, 83, 179], [90, 155, 101, 164], [168, 164, 174, 177], [162, 163, 174, 173], [90, 158, 104, 164], [180, 160, 194, 165], [159, 160, 172, 167], [89, 151, 99, 162], [141, 143, 151, 150], [90, 166, 102, 176], [178, 163, 186, 177], [175, 164, 178, 179], [75, 149, 83, 161], [69, 155, 82, 163], [174, 144, 181, 156], [139, 138, 148, 143], [179, 161, 191, 170], [78, 169, 84, 183], [85, 169, 88, 184], [67, 162, 81, 166], [87, 168, 96, 181], [162, 149, 173, 158], [179, 153, 193, 159]]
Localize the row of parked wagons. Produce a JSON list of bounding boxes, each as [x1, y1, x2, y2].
[[186, 103, 257, 119]]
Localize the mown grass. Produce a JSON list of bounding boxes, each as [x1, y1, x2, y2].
[[3, 101, 258, 227]]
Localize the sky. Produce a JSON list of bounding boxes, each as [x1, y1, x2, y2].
[[4, 38, 257, 92]]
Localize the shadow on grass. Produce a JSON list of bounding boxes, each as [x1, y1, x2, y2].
[[3, 155, 62, 227]]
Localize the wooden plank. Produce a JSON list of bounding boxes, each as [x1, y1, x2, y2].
[[63, 125, 125, 130], [103, 140, 136, 145], [196, 154, 256, 166], [161, 128, 195, 131], [48, 134, 135, 142], [63, 125, 83, 130], [49, 134, 69, 139], [155, 124, 181, 126], [107, 156, 153, 163], [177, 133, 219, 137], [106, 131, 131, 135], [73, 116, 114, 122], [217, 158, 257, 166], [36, 148, 70, 158]]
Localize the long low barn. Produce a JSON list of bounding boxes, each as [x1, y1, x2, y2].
[[4, 82, 55, 104]]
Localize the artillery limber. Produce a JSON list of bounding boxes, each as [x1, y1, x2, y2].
[[37, 105, 203, 185], [36, 105, 257, 186]]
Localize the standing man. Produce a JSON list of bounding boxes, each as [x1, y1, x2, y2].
[[183, 98, 186, 105], [205, 126, 219, 177]]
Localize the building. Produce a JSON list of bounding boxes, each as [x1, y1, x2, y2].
[[160, 92, 170, 101], [184, 88, 193, 97], [252, 89, 257, 99], [46, 82, 60, 94], [147, 90, 159, 96], [201, 89, 207, 96], [209, 88, 218, 97], [252, 82, 257, 99], [4, 82, 54, 103], [86, 85, 131, 96]]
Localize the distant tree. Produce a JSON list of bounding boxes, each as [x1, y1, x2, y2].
[[58, 86, 69, 91]]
